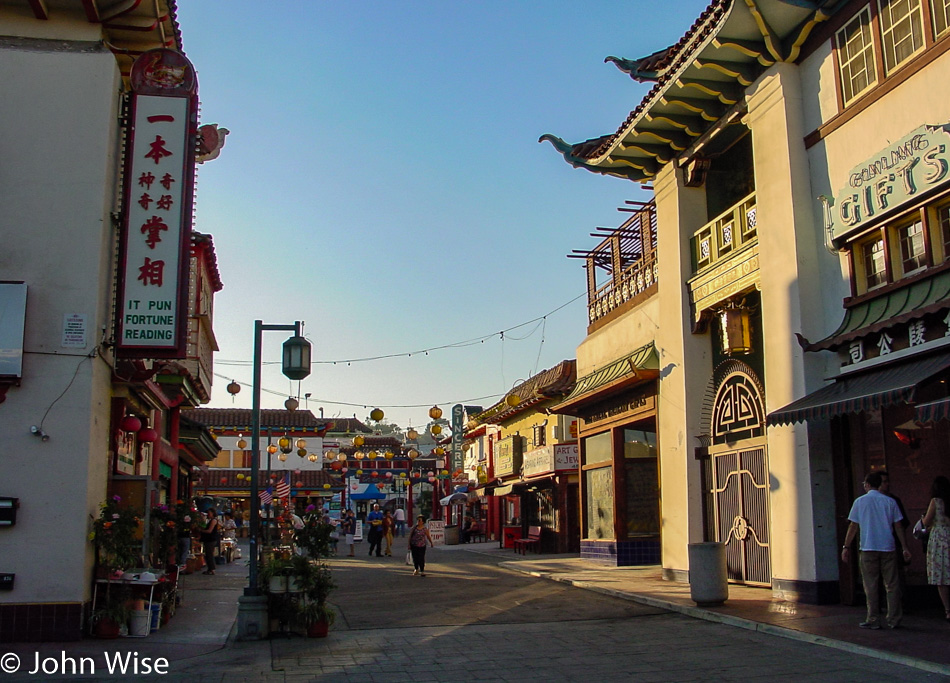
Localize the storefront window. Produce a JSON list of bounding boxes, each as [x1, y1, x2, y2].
[[583, 430, 611, 466], [585, 466, 614, 540], [624, 428, 660, 537]]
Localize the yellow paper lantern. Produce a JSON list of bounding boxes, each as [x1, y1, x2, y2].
[[505, 393, 520, 408], [430, 424, 442, 436], [323, 483, 331, 489], [308, 453, 318, 462], [370, 408, 384, 422], [353, 435, 365, 447], [406, 428, 418, 441], [337, 452, 347, 461], [368, 450, 378, 460], [429, 406, 442, 420], [237, 438, 248, 449], [384, 450, 394, 460], [434, 446, 445, 456], [408, 449, 419, 459]]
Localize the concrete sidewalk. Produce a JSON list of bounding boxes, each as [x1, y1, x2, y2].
[[439, 542, 950, 677]]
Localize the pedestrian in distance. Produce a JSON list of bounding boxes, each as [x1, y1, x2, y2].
[[394, 507, 406, 537], [367, 503, 384, 557], [842, 470, 911, 629], [920, 475, 950, 621], [409, 515, 434, 576], [341, 509, 357, 557], [382, 509, 394, 556], [200, 509, 220, 576]]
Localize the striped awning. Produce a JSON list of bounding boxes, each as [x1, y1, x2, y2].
[[916, 397, 950, 422], [768, 350, 950, 426]]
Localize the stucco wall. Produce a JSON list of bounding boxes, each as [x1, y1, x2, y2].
[[0, 43, 121, 604]]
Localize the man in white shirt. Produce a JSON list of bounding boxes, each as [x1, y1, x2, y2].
[[842, 471, 911, 629], [394, 507, 406, 537]]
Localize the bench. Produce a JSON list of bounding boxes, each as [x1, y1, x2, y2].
[[513, 525, 542, 555], [464, 524, 487, 543]]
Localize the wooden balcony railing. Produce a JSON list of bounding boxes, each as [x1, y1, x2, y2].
[[691, 192, 757, 274]]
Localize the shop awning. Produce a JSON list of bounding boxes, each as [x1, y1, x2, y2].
[[916, 397, 950, 422], [768, 350, 950, 426], [551, 342, 658, 415], [492, 484, 514, 496]]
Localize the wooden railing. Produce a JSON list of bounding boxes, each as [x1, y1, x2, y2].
[[691, 193, 757, 274]]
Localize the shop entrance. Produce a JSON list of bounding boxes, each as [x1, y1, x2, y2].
[[705, 362, 771, 586]]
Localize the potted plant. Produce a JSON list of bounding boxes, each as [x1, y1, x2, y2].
[[90, 587, 131, 639], [290, 555, 336, 637], [293, 507, 334, 559], [258, 554, 294, 594]]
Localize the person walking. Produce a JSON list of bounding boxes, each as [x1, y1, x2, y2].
[[394, 507, 406, 537], [408, 515, 434, 576], [920, 475, 950, 621], [842, 471, 911, 629], [200, 509, 220, 576], [341, 509, 357, 557], [382, 510, 395, 556], [366, 503, 384, 557]]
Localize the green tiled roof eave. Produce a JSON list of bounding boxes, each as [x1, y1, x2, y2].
[[808, 270, 950, 351], [561, 343, 658, 403]]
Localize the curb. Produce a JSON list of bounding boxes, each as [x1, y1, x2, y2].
[[500, 562, 950, 678]]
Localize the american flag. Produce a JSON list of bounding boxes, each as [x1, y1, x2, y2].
[[259, 486, 273, 506], [275, 473, 291, 499]]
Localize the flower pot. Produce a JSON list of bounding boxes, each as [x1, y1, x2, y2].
[[94, 617, 121, 639], [307, 618, 329, 638], [268, 576, 288, 594]]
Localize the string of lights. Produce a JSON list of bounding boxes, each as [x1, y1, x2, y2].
[[215, 291, 584, 368]]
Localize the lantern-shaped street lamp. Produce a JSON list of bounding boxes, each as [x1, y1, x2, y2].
[[282, 334, 312, 380]]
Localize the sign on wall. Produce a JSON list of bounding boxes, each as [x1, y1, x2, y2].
[[116, 49, 198, 358], [494, 435, 524, 478], [824, 123, 950, 242]]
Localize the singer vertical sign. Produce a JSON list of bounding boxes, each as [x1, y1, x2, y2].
[[116, 49, 198, 358]]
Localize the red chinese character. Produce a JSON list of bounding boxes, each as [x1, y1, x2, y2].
[[138, 193, 153, 210], [138, 172, 156, 189], [138, 258, 165, 286], [160, 173, 176, 191], [140, 216, 168, 249], [156, 195, 174, 211], [145, 135, 173, 164]]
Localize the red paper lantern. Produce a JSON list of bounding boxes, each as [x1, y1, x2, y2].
[[120, 415, 142, 433], [138, 427, 159, 443], [220, 477, 228, 484], [370, 471, 379, 478], [295, 480, 303, 487]]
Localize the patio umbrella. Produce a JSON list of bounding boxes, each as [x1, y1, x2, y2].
[[440, 491, 468, 506]]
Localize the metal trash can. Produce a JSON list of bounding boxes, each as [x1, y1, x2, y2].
[[688, 542, 728, 606], [444, 525, 460, 545]]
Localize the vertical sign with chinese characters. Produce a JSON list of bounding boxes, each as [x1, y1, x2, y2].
[[116, 49, 198, 358]]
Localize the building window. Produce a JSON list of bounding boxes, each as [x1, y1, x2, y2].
[[837, 7, 877, 105], [878, 0, 925, 74], [863, 236, 888, 290], [532, 424, 546, 448], [938, 204, 950, 260], [933, 0, 950, 36], [896, 219, 927, 275]]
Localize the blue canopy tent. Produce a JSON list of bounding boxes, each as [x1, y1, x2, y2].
[[349, 487, 386, 500]]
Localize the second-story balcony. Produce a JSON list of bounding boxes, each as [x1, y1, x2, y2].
[[570, 200, 658, 332], [691, 192, 756, 274]]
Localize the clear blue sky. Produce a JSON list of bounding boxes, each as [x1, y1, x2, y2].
[[176, 1, 710, 429]]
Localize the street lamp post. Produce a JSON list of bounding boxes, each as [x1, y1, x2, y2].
[[238, 320, 310, 641]]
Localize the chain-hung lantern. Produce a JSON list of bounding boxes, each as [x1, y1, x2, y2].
[[406, 428, 418, 441], [282, 334, 312, 380], [719, 299, 754, 356]]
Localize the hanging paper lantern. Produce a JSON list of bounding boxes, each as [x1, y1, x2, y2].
[[285, 397, 299, 412], [354, 451, 365, 460], [297, 448, 307, 458], [412, 471, 420, 478], [227, 380, 241, 395], [384, 450, 394, 459], [294, 469, 301, 475], [353, 435, 365, 447], [408, 449, 419, 459], [295, 439, 307, 449], [427, 471, 434, 477], [337, 452, 347, 462], [441, 470, 449, 476], [368, 451, 378, 460], [120, 415, 142, 433], [220, 477, 228, 484], [371, 471, 379, 478], [308, 454, 318, 462], [341, 467, 348, 474], [356, 469, 364, 476], [429, 406, 442, 420], [237, 438, 248, 449], [434, 446, 446, 456], [330, 462, 342, 471], [430, 424, 442, 436], [138, 427, 159, 443], [370, 408, 384, 422], [278, 453, 288, 462], [323, 483, 331, 489], [385, 471, 393, 478], [376, 483, 385, 490], [406, 428, 418, 441], [295, 480, 303, 488], [505, 393, 521, 408], [428, 476, 436, 483], [267, 444, 278, 455], [399, 472, 407, 478]]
